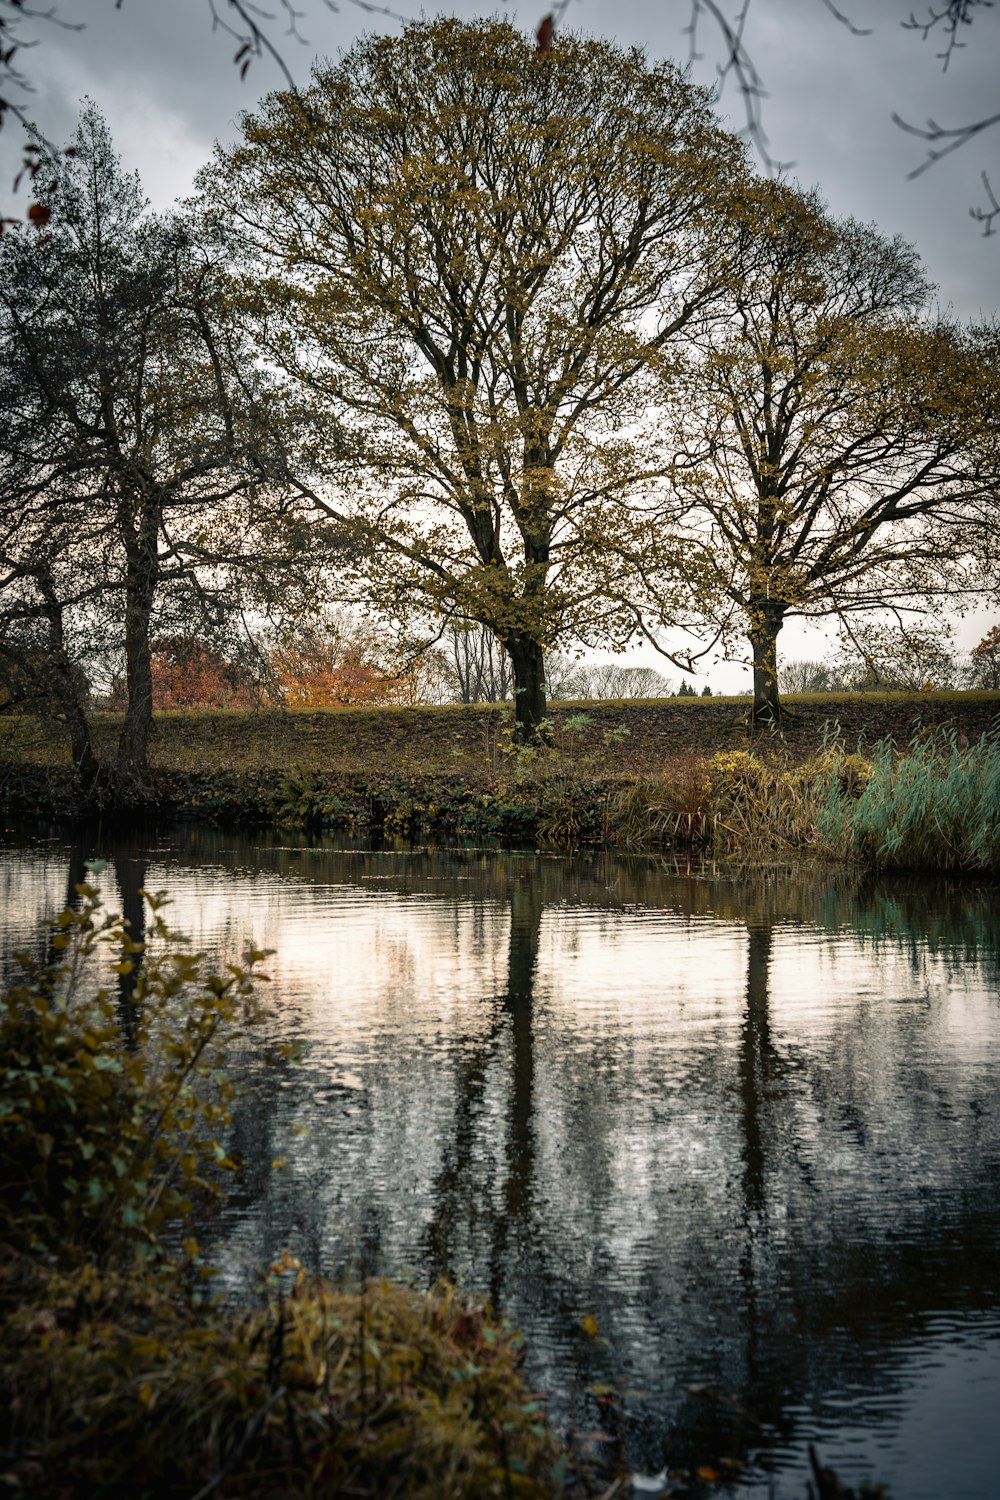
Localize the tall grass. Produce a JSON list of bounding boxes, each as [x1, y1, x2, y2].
[[705, 749, 818, 860], [816, 728, 1000, 872], [611, 731, 1000, 870]]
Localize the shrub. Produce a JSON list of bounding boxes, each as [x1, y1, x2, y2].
[[0, 877, 268, 1265], [0, 1258, 567, 1499], [628, 757, 711, 848]]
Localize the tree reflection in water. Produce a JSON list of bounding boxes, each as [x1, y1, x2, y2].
[[2, 824, 1000, 1495]]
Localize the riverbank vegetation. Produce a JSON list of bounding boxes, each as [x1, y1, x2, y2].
[[2, 1257, 568, 1500], [3, 698, 999, 871]]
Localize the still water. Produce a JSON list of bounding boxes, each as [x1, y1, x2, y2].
[[3, 820, 1000, 1497]]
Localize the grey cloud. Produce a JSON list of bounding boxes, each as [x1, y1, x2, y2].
[[2, 0, 996, 317]]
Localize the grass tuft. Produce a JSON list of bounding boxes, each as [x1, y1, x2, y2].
[[1, 1258, 566, 1499]]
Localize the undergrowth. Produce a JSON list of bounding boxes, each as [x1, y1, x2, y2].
[[1, 1258, 565, 1499], [600, 730, 1000, 870]]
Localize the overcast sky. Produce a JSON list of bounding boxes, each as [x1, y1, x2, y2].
[[3, 0, 997, 684]]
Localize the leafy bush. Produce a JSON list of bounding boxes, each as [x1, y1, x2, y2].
[[0, 877, 268, 1265]]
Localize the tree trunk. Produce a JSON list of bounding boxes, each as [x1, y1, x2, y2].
[[505, 634, 548, 742], [65, 700, 100, 790], [117, 582, 155, 779], [116, 508, 159, 785], [748, 600, 786, 725], [37, 570, 100, 789]]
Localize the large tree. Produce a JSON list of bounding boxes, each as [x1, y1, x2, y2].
[[0, 103, 285, 791], [656, 183, 1000, 721], [204, 17, 750, 738]]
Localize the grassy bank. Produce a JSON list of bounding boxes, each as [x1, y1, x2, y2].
[[2, 694, 1000, 869], [4, 691, 1000, 778]]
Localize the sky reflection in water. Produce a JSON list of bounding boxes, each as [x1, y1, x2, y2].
[[2, 823, 999, 1497]]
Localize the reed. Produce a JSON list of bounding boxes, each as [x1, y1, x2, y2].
[[604, 759, 711, 849], [815, 727, 1000, 872]]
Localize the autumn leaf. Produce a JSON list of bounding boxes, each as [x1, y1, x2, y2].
[[536, 14, 554, 52], [27, 203, 51, 228]]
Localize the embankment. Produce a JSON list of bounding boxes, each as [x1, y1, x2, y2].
[[2, 692, 999, 862]]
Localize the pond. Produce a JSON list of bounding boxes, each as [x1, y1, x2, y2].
[[2, 819, 1000, 1498]]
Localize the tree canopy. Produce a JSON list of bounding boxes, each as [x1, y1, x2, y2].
[[0, 103, 285, 790], [204, 16, 752, 736], [655, 182, 1000, 719]]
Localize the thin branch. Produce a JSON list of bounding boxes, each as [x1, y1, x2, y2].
[[818, 0, 872, 35], [192, 0, 410, 92], [0, 1, 85, 106], [893, 3, 999, 188], [902, 1, 994, 72], [893, 105, 1000, 177], [686, 0, 793, 176], [684, 0, 869, 177], [678, 1, 997, 227], [971, 169, 1000, 233]]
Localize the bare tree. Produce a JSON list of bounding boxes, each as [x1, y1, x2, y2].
[[825, 618, 961, 689], [440, 624, 513, 705], [541, 651, 590, 701], [574, 661, 675, 699], [777, 660, 837, 695]]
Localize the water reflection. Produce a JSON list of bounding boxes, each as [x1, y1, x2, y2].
[[1, 822, 999, 1497]]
